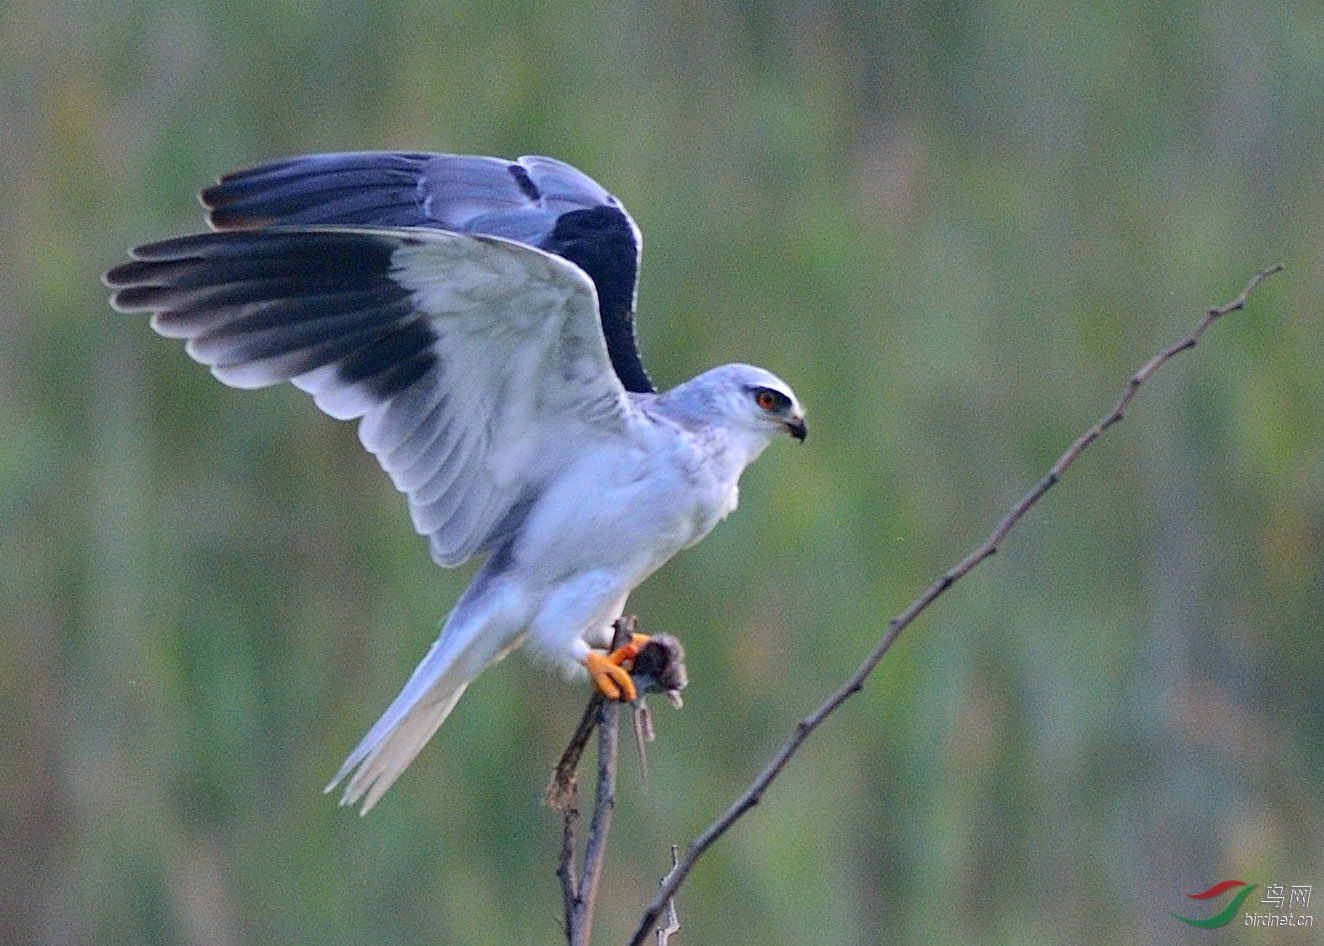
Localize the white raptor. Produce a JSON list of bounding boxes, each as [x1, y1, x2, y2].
[[106, 152, 806, 812]]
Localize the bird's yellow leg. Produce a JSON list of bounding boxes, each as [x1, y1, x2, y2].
[[584, 633, 651, 702]]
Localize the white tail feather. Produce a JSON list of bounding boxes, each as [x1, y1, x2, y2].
[[327, 674, 471, 813], [326, 584, 519, 813]]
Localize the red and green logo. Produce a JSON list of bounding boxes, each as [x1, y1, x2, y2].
[[1173, 880, 1258, 928]]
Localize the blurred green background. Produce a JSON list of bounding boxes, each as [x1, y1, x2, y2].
[[3, 0, 1322, 944]]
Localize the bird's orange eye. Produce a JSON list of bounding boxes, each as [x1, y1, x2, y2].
[[755, 389, 780, 411]]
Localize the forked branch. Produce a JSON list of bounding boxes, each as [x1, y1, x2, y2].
[[550, 621, 687, 946]]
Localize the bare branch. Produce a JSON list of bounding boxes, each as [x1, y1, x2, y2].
[[553, 619, 634, 946], [570, 697, 619, 946], [551, 689, 605, 938], [552, 617, 693, 944], [655, 846, 681, 946], [547, 695, 603, 812], [624, 263, 1284, 946]]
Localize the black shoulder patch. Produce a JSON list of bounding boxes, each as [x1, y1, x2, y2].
[[542, 206, 652, 393]]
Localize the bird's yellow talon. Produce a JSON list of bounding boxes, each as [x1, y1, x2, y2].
[[585, 633, 651, 702], [585, 653, 635, 701]]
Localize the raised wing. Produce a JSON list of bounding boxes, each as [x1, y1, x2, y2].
[[201, 151, 653, 393], [106, 226, 635, 566]]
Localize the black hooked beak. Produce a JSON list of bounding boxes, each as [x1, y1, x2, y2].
[[785, 415, 807, 442]]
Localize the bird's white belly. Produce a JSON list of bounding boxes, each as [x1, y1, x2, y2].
[[488, 434, 734, 668], [519, 441, 730, 586]]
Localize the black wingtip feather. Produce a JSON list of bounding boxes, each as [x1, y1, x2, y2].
[[336, 320, 439, 401], [104, 228, 435, 393]]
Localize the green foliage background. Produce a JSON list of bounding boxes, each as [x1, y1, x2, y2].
[[2, 1, 1322, 944]]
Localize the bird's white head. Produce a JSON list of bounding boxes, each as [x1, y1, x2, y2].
[[659, 363, 806, 458]]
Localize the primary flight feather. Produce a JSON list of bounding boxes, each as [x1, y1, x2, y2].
[[105, 152, 806, 812]]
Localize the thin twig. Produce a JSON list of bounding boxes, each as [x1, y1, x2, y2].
[[552, 697, 599, 933], [547, 694, 605, 812], [656, 846, 681, 945], [550, 690, 608, 939], [569, 697, 619, 946], [556, 783, 579, 931], [624, 263, 1284, 946]]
